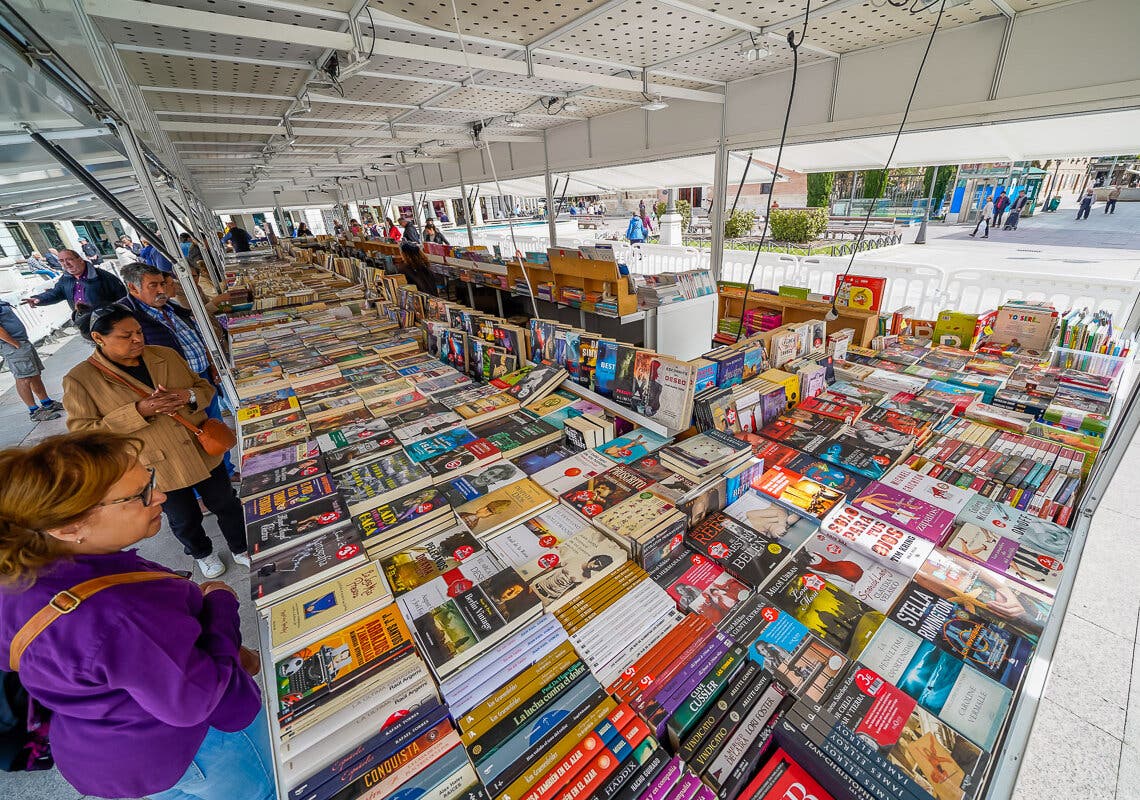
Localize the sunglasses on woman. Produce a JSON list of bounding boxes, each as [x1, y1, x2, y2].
[[97, 467, 157, 508]]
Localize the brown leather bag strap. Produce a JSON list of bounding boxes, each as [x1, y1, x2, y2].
[[9, 571, 184, 672], [86, 356, 205, 437]]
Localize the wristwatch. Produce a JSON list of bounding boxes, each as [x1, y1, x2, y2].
[[187, 389, 198, 409]]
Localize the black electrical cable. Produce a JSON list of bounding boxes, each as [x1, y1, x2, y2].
[[732, 0, 811, 342], [828, 0, 947, 321], [365, 5, 377, 60]]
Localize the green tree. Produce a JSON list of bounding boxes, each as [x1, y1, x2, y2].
[[806, 172, 835, 207], [861, 168, 890, 199]]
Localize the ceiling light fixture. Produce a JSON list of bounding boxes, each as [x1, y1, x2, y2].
[[561, 100, 582, 113], [640, 96, 669, 111], [741, 34, 769, 62], [504, 115, 526, 128]]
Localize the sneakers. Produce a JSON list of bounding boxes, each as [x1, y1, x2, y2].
[[29, 407, 61, 422], [196, 552, 227, 578], [233, 552, 251, 569], [40, 400, 64, 412]]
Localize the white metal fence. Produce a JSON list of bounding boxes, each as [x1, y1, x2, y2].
[[466, 228, 1140, 325]]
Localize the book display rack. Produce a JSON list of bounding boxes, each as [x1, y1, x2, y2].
[[227, 241, 1132, 800]]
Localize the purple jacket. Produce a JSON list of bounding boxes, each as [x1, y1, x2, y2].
[[0, 551, 261, 798]]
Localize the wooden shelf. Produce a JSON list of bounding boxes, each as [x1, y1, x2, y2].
[[716, 286, 879, 347]]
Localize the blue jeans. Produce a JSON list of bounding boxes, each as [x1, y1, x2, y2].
[[198, 368, 234, 475], [151, 708, 275, 800]]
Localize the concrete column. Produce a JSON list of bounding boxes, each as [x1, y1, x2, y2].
[[659, 188, 683, 246]]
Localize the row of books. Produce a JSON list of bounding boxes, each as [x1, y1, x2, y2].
[[630, 271, 715, 309], [221, 252, 1117, 800]]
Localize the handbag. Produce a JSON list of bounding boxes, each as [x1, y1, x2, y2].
[[5, 571, 185, 771], [87, 356, 237, 457]]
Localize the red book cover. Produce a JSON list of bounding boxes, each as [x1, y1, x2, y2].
[[833, 275, 887, 312], [742, 747, 835, 800]]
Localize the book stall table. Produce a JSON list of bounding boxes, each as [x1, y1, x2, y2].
[[222, 248, 1138, 800]]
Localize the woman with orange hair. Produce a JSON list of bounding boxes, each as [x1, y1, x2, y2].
[[0, 432, 272, 800]]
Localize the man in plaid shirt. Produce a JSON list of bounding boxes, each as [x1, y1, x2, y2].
[[118, 261, 235, 476]]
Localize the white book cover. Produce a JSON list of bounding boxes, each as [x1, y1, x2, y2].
[[531, 449, 616, 495]]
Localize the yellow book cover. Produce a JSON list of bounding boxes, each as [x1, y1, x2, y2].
[[758, 368, 801, 407], [268, 564, 392, 652], [455, 479, 554, 537]]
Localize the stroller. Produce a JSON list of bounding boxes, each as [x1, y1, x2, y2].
[[1003, 208, 1022, 230]]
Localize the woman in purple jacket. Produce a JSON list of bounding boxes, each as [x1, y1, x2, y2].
[[0, 432, 273, 800]]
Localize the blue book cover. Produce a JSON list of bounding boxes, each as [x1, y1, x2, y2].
[[595, 340, 618, 397], [594, 427, 671, 464], [564, 330, 581, 382], [403, 428, 478, 462]]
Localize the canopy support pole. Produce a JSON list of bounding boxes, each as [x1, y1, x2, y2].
[[709, 94, 730, 281], [456, 152, 476, 247], [543, 130, 558, 247]]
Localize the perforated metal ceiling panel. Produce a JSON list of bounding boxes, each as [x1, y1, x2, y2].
[[369, 0, 603, 47], [119, 51, 307, 98], [540, 0, 739, 65], [100, 22, 324, 64], [144, 91, 294, 117], [806, 0, 995, 53], [665, 44, 829, 82], [334, 76, 445, 107]]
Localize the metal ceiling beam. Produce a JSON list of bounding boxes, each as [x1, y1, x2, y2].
[[652, 0, 763, 34], [115, 43, 313, 71], [155, 110, 285, 121], [161, 120, 540, 142], [989, 0, 1017, 18], [83, 0, 724, 104], [140, 85, 295, 102]]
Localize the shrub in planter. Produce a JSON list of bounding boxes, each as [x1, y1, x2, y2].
[[768, 207, 827, 243], [723, 209, 756, 239]]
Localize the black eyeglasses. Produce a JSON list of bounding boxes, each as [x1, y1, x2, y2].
[[97, 467, 157, 508]]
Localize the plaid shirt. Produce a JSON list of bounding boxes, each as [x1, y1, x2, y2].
[[139, 301, 209, 374]]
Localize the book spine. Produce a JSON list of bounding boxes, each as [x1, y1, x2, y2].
[[640, 635, 732, 736], [686, 670, 772, 773], [358, 740, 470, 800], [640, 755, 684, 800], [712, 711, 781, 800], [703, 682, 786, 787], [336, 728, 460, 800], [461, 641, 579, 733], [608, 748, 670, 800], [677, 661, 762, 762], [771, 719, 879, 800], [665, 645, 748, 751]]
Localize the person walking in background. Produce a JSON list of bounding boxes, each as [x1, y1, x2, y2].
[[1105, 185, 1120, 214], [1005, 190, 1029, 230], [0, 432, 272, 800], [626, 212, 647, 244], [64, 306, 248, 578], [23, 248, 127, 311], [970, 197, 994, 238], [403, 216, 422, 245], [138, 237, 174, 273], [44, 248, 63, 271], [992, 191, 1010, 228], [1076, 189, 1094, 220], [115, 237, 139, 269], [0, 298, 64, 421]]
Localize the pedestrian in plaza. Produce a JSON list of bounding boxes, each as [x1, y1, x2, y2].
[[117, 261, 234, 471], [348, 219, 363, 236], [79, 237, 101, 265], [969, 198, 994, 238], [295, 221, 313, 237], [115, 237, 139, 268], [0, 297, 64, 421], [221, 222, 252, 253], [423, 220, 449, 245], [992, 191, 1010, 228], [1005, 190, 1029, 230], [1105, 185, 1120, 214], [402, 216, 422, 245], [64, 305, 248, 579], [0, 431, 271, 800], [23, 248, 127, 311], [626, 212, 647, 244], [44, 248, 62, 270], [1076, 189, 1094, 220]]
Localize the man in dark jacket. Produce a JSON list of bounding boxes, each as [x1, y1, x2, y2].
[[119, 261, 235, 476], [221, 222, 252, 252], [402, 217, 422, 245], [79, 237, 101, 264], [23, 248, 127, 311]]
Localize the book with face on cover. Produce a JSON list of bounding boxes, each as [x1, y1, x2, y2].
[[530, 449, 616, 496], [238, 456, 327, 499], [336, 450, 432, 514], [378, 526, 484, 596], [488, 523, 627, 611], [242, 475, 339, 525], [454, 478, 555, 539], [246, 494, 352, 561], [436, 460, 528, 507], [321, 435, 402, 474], [241, 440, 321, 477], [251, 525, 367, 609]]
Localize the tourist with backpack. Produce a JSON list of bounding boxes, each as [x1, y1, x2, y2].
[[0, 432, 273, 799]]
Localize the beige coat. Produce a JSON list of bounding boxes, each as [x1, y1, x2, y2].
[[63, 345, 221, 491]]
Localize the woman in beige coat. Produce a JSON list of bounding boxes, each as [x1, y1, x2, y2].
[[63, 304, 248, 579]]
